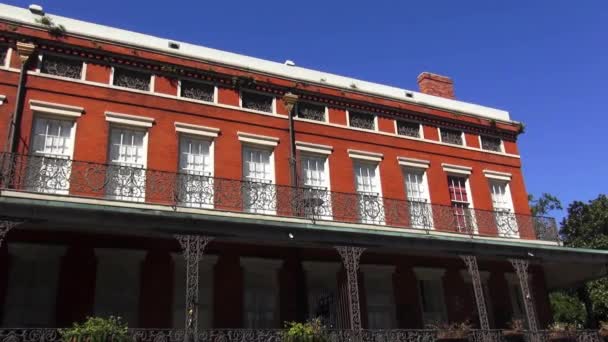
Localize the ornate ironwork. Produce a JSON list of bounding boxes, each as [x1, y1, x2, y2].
[[469, 330, 504, 342], [441, 128, 464, 145], [335, 246, 365, 331], [509, 259, 538, 333], [461, 255, 490, 330], [349, 112, 375, 130], [524, 330, 602, 342], [113, 67, 151, 91], [397, 121, 421, 138], [297, 103, 325, 121], [131, 329, 186, 342], [241, 91, 273, 113], [40, 55, 83, 79], [175, 235, 214, 342], [0, 217, 25, 247], [0, 329, 60, 342], [181, 80, 214, 102], [0, 153, 560, 241], [480, 136, 502, 152]]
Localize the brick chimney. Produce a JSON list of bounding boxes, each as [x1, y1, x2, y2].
[[417, 72, 455, 99]]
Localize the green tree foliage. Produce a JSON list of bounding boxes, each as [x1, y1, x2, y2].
[[528, 193, 563, 216], [549, 291, 586, 326]]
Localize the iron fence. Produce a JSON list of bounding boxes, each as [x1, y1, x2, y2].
[[0, 153, 559, 241]]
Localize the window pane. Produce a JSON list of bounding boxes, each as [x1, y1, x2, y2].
[[440, 128, 463, 145], [448, 176, 468, 203], [397, 121, 421, 138], [242, 91, 273, 113], [113, 67, 151, 91], [31, 117, 74, 157], [180, 80, 214, 102], [297, 103, 325, 121], [40, 55, 83, 79], [109, 128, 146, 166], [349, 111, 375, 130], [481, 136, 502, 152]]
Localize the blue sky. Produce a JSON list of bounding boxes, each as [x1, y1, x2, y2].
[[4, 0, 607, 219]]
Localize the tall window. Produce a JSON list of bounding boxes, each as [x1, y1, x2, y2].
[[242, 146, 275, 214], [241, 91, 274, 113], [242, 259, 280, 328], [415, 269, 447, 326], [448, 176, 474, 233], [178, 136, 213, 208], [112, 67, 151, 91], [300, 155, 331, 219], [489, 180, 518, 237], [40, 54, 83, 79], [354, 161, 383, 224], [363, 266, 396, 329], [29, 116, 75, 194], [440, 128, 464, 145], [481, 136, 503, 152], [106, 127, 147, 201], [507, 276, 525, 323], [404, 169, 433, 229]]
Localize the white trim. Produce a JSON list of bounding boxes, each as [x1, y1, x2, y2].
[[346, 109, 378, 132], [413, 267, 446, 280], [295, 141, 333, 155], [295, 101, 329, 123], [177, 78, 218, 104], [442, 163, 472, 175], [394, 119, 424, 139], [438, 127, 466, 146], [0, 94, 5, 105], [237, 131, 279, 147], [239, 89, 277, 115], [483, 169, 512, 181], [397, 157, 430, 169], [17, 70, 519, 159], [110, 65, 153, 92], [0, 190, 561, 246], [348, 149, 383, 162], [105, 111, 155, 128], [1, 47, 11, 69], [175, 122, 219, 138], [29, 100, 84, 118], [479, 135, 505, 153], [240, 257, 283, 270]]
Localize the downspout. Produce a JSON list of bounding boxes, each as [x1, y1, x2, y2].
[[6, 42, 36, 154], [283, 92, 299, 187]]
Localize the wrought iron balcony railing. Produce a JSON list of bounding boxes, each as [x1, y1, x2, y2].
[[0, 328, 603, 342], [0, 153, 559, 241]]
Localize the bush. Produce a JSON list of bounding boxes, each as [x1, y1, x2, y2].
[[550, 291, 587, 326], [59, 316, 130, 342], [284, 318, 327, 342]]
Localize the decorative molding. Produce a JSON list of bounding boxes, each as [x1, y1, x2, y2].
[[413, 267, 446, 280], [29, 99, 84, 117], [237, 131, 279, 147], [175, 122, 219, 138], [442, 163, 473, 175], [0, 94, 5, 105], [295, 141, 333, 155], [105, 111, 154, 128], [398, 156, 430, 169], [347, 149, 383, 162], [483, 169, 512, 181]]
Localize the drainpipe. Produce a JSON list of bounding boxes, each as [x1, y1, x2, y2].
[[6, 42, 36, 154], [282, 92, 299, 188]]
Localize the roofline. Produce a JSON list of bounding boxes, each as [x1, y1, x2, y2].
[[0, 3, 514, 124]]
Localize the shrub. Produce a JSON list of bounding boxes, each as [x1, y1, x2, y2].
[[59, 316, 130, 342]]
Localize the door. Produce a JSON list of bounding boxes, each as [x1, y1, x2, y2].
[[242, 147, 275, 214], [404, 169, 433, 229], [301, 155, 332, 219], [106, 127, 146, 201], [353, 161, 383, 224], [178, 136, 213, 208], [489, 180, 518, 237]]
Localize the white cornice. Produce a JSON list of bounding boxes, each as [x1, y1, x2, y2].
[[398, 157, 430, 169], [295, 141, 333, 155], [29, 99, 84, 117], [175, 122, 220, 138], [347, 149, 383, 162], [442, 163, 473, 175], [483, 169, 512, 181], [237, 132, 279, 147], [105, 111, 154, 128]]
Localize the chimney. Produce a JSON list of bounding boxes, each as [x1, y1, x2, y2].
[[417, 72, 455, 99]]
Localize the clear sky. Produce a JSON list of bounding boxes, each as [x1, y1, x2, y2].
[[4, 0, 607, 219]]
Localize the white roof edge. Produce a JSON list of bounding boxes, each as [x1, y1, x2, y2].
[[0, 4, 513, 123]]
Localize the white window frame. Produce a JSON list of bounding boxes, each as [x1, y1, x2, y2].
[[346, 110, 378, 131], [36, 52, 87, 81], [394, 120, 424, 139], [109, 65, 155, 92], [177, 78, 218, 104], [241, 257, 282, 329], [177, 132, 216, 209], [350, 153, 384, 225], [295, 101, 329, 123], [414, 267, 448, 326], [299, 150, 332, 220], [479, 135, 505, 153], [239, 89, 276, 114], [1, 46, 11, 69], [485, 171, 518, 237], [0, 95, 5, 105], [400, 159, 433, 230], [361, 264, 397, 329], [438, 127, 466, 146], [443, 164, 477, 234], [240, 134, 277, 215]]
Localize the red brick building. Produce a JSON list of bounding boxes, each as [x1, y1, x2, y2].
[[0, 3, 606, 341]]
